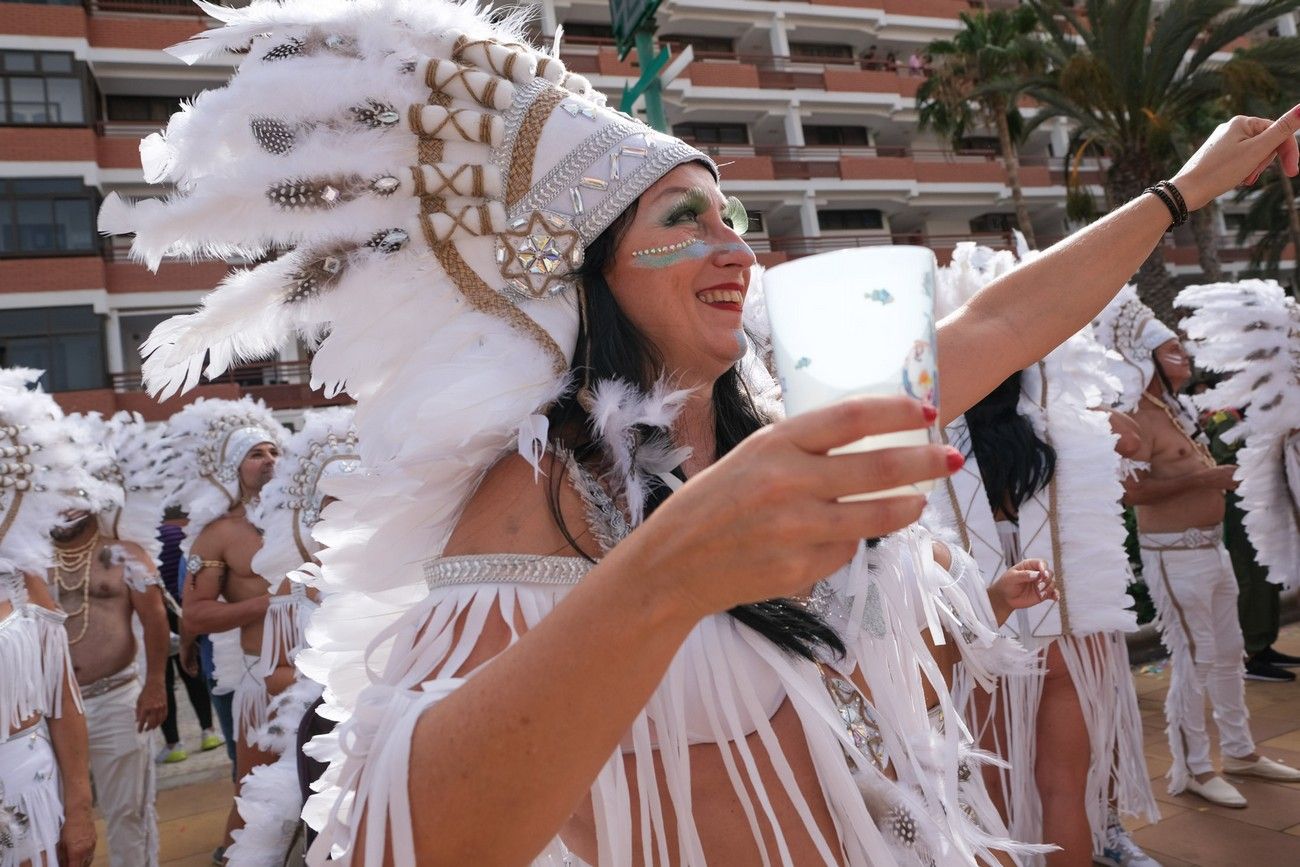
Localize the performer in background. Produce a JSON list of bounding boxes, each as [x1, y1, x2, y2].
[[0, 368, 96, 867], [1177, 280, 1300, 682], [54, 411, 172, 867], [927, 244, 1159, 867], [1098, 288, 1300, 809], [164, 398, 282, 864], [228, 407, 359, 867]]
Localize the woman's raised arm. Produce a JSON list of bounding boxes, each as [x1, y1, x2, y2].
[[937, 108, 1300, 424]]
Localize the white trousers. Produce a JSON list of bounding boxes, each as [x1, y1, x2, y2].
[[1140, 529, 1255, 792], [83, 673, 159, 867]]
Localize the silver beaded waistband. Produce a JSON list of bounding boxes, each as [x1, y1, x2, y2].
[[79, 664, 138, 699], [1139, 525, 1223, 551]]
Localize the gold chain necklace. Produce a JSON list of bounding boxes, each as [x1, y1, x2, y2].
[[1141, 393, 1216, 468], [53, 531, 98, 644]]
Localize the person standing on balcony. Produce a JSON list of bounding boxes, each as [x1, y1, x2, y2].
[[1099, 288, 1300, 810], [163, 397, 282, 865], [908, 52, 924, 77], [53, 411, 172, 867]]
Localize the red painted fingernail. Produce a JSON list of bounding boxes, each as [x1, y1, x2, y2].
[[945, 446, 964, 472], [922, 403, 938, 423]]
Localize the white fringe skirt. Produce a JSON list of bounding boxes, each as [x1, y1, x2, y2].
[[0, 723, 63, 867]]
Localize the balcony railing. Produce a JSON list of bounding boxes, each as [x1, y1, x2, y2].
[[84, 0, 235, 13], [111, 358, 312, 392]]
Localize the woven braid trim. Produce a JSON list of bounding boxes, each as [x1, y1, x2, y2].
[[505, 86, 566, 208]]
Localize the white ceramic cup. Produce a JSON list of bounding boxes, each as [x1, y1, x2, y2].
[[763, 246, 940, 501]]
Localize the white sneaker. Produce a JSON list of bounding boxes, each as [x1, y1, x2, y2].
[[1185, 774, 1247, 808], [1223, 754, 1300, 782], [1094, 812, 1161, 867]]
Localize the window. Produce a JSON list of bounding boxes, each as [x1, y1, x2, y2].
[[818, 209, 884, 232], [671, 122, 748, 145], [560, 22, 614, 41], [105, 95, 183, 123], [803, 125, 869, 147], [0, 178, 98, 256], [788, 42, 854, 60], [957, 135, 999, 154], [663, 35, 734, 55], [969, 213, 1018, 233], [0, 306, 106, 392], [0, 51, 87, 125], [746, 210, 764, 233]]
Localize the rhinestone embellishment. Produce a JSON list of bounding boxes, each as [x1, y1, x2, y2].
[[496, 211, 583, 300], [560, 101, 597, 120]]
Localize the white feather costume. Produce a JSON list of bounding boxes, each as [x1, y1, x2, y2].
[[229, 410, 358, 867], [924, 244, 1157, 859], [102, 3, 1038, 864], [0, 369, 96, 867], [1176, 279, 1300, 591], [161, 396, 283, 728]]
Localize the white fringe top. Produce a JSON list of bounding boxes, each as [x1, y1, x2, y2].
[[303, 460, 1034, 866], [0, 571, 79, 734]]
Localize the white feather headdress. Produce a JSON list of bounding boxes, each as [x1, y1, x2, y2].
[[0, 369, 100, 578], [162, 396, 283, 556], [66, 412, 170, 561], [1176, 279, 1300, 589], [1092, 286, 1179, 412], [100, 0, 722, 720], [251, 407, 359, 589]]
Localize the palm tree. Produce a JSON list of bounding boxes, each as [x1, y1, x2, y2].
[[918, 6, 1046, 248], [1025, 0, 1300, 324], [1232, 166, 1300, 291]]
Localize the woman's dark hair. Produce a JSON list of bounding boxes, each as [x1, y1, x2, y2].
[[963, 371, 1056, 517], [544, 198, 844, 661]]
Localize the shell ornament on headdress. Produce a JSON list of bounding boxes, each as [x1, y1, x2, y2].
[[1176, 279, 1300, 589], [0, 369, 99, 578], [66, 412, 170, 561], [251, 407, 359, 588], [1092, 286, 1179, 412], [162, 396, 283, 557]]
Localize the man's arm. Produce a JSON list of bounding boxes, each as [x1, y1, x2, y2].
[[120, 542, 170, 732], [24, 574, 96, 866], [180, 524, 269, 635]]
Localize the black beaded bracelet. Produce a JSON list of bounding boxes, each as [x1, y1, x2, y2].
[[1144, 180, 1189, 228]]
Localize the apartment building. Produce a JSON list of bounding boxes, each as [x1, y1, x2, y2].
[[0, 0, 1292, 412]]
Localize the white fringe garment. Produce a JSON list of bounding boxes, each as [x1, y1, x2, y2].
[[303, 516, 1041, 867]]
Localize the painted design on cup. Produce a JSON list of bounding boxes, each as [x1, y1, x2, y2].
[[795, 356, 812, 370], [902, 339, 936, 405], [865, 289, 895, 305]]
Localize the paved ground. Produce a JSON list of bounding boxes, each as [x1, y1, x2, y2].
[[89, 624, 1300, 865]]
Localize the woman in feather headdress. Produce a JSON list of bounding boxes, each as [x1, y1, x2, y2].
[[98, 2, 1300, 863], [926, 245, 1160, 867]]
